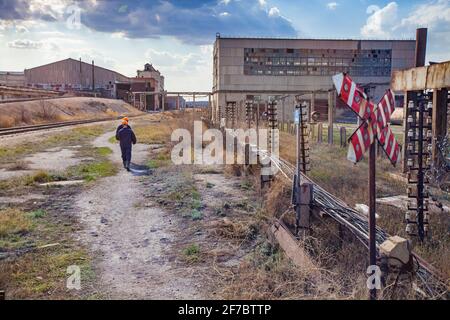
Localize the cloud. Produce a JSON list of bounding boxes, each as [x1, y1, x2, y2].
[[359, 0, 450, 63], [15, 25, 29, 33], [8, 39, 44, 49], [396, 0, 450, 62], [361, 2, 398, 38], [326, 2, 339, 10], [268, 7, 281, 17], [1, 0, 297, 44], [0, 0, 67, 21]]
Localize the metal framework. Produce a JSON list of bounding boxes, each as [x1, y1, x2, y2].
[[405, 95, 433, 241]]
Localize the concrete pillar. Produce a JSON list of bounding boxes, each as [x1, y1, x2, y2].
[[177, 94, 180, 110], [162, 91, 165, 111], [328, 90, 336, 145], [310, 92, 315, 123], [432, 89, 448, 165], [208, 94, 212, 122], [402, 91, 417, 173]]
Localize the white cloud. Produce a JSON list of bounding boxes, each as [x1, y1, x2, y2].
[[268, 7, 281, 17], [219, 12, 230, 17], [16, 25, 29, 33], [8, 39, 44, 49], [366, 5, 380, 14], [327, 2, 339, 10], [361, 2, 398, 38], [258, 0, 267, 8], [399, 0, 450, 29], [220, 0, 231, 5], [396, 0, 450, 62]]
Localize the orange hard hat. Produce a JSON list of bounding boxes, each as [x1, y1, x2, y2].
[[122, 119, 128, 125], [122, 116, 129, 122]]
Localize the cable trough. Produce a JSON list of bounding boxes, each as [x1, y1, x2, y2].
[[254, 147, 448, 299]]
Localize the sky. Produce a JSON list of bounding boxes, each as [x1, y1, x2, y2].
[[0, 0, 449, 91]]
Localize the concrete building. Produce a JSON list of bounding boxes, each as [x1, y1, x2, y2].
[[24, 58, 129, 97], [0, 71, 25, 87], [137, 63, 165, 93], [212, 34, 418, 122], [115, 63, 166, 110]]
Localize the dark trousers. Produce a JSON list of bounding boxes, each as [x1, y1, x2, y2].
[[121, 145, 132, 165]]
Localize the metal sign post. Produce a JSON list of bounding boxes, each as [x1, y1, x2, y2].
[[333, 73, 401, 300], [368, 142, 377, 300]]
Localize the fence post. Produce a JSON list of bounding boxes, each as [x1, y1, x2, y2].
[[317, 123, 323, 143], [340, 127, 347, 147], [328, 90, 336, 145], [310, 123, 316, 142]]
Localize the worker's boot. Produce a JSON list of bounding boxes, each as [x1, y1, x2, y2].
[[125, 161, 131, 172], [123, 161, 127, 169]]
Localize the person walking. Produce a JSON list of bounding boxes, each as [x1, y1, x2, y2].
[[116, 118, 137, 171]]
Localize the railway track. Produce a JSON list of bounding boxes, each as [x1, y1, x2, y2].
[[0, 116, 143, 136]]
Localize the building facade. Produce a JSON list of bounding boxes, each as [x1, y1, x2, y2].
[[24, 58, 129, 97], [137, 63, 165, 93], [212, 35, 417, 122]]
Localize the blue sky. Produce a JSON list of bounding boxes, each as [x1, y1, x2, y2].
[[0, 0, 449, 91]]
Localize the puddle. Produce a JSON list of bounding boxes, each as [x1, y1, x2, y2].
[[129, 163, 151, 176]]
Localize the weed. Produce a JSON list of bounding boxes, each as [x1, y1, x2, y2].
[[69, 161, 117, 182], [240, 180, 253, 190], [95, 147, 113, 157], [183, 243, 200, 262], [27, 171, 52, 184], [108, 136, 118, 144], [191, 210, 203, 220], [0, 209, 32, 238], [27, 209, 46, 219]]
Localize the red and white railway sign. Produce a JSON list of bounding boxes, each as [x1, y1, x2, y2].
[[332, 73, 401, 165]]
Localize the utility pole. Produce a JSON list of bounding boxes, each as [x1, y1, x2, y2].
[[368, 141, 377, 300], [92, 60, 95, 92]]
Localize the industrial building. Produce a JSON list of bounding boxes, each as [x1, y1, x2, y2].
[[0, 71, 25, 87], [21, 59, 166, 110], [212, 33, 422, 122], [24, 58, 129, 97]]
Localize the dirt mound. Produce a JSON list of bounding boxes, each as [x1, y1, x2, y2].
[[0, 97, 144, 128]]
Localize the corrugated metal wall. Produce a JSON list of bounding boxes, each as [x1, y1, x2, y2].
[[25, 58, 129, 90]]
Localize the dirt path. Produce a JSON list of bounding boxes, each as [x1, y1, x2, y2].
[[74, 131, 203, 299]]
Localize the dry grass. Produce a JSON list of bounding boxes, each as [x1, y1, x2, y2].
[[219, 241, 348, 300], [0, 207, 95, 299], [0, 97, 142, 128], [0, 208, 32, 238], [0, 115, 16, 128], [278, 131, 450, 285]]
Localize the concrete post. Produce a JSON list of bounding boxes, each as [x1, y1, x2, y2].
[[310, 91, 315, 123], [317, 123, 323, 143], [328, 90, 336, 145], [432, 89, 448, 165]]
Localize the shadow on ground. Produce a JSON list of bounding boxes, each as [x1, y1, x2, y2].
[[129, 163, 151, 176]]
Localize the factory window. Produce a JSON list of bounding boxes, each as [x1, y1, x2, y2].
[[244, 48, 392, 77]]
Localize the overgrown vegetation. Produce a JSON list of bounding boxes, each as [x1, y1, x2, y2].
[[0, 207, 95, 299], [277, 130, 450, 283]]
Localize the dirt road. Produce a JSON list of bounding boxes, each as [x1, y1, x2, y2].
[[74, 131, 204, 299]]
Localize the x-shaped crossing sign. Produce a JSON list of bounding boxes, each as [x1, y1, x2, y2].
[[332, 73, 401, 165]]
